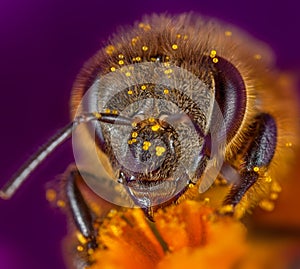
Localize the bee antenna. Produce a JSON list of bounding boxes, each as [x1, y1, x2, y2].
[[0, 113, 101, 200]]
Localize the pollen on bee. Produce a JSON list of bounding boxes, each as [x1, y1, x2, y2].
[[172, 44, 178, 50], [131, 132, 138, 138], [57, 200, 66, 208], [163, 89, 169, 94], [125, 72, 131, 77], [112, 110, 118, 114], [203, 197, 210, 204], [118, 60, 125, 65], [210, 49, 217, 58], [259, 199, 275, 211], [138, 23, 151, 31], [141, 84, 147, 90], [135, 56, 142, 62], [151, 124, 160, 131], [176, 33, 181, 38], [131, 36, 139, 45], [285, 142, 293, 147], [164, 69, 173, 74], [105, 108, 111, 113], [212, 57, 219, 63], [143, 141, 151, 150], [270, 193, 278, 200], [254, 54, 262, 60], [142, 45, 149, 51], [155, 146, 166, 156], [76, 232, 87, 244], [110, 66, 116, 72], [253, 166, 260, 172], [118, 54, 124, 59], [127, 90, 133, 95], [88, 248, 95, 255], [77, 245, 84, 252], [271, 181, 282, 193], [219, 204, 234, 214], [148, 117, 155, 123], [105, 45, 116, 55], [46, 189, 56, 202], [224, 30, 232, 36]]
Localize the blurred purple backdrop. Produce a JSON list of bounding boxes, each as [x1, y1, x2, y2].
[[0, 0, 299, 268]]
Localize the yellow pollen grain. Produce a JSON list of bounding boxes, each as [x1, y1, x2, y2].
[[156, 146, 166, 156], [141, 85, 147, 90], [57, 200, 65, 208], [127, 90, 133, 95], [132, 132, 138, 138], [125, 72, 131, 77], [88, 249, 94, 255], [148, 117, 155, 122], [225, 31, 232, 36], [139, 23, 151, 31], [131, 37, 139, 45], [135, 56, 142, 61], [110, 225, 123, 236], [286, 142, 292, 147], [259, 199, 275, 211], [210, 49, 217, 58], [105, 108, 111, 113], [151, 124, 160, 131], [77, 245, 84, 252], [46, 189, 56, 202], [270, 193, 278, 200], [219, 204, 234, 214], [183, 35, 188, 40], [254, 54, 262, 60], [131, 138, 137, 143], [204, 197, 210, 204], [93, 112, 101, 119], [164, 69, 173, 74], [76, 232, 87, 244], [105, 45, 116, 55], [265, 176, 272, 183], [143, 141, 151, 150], [142, 45, 149, 51], [163, 89, 169, 94], [118, 54, 124, 59], [110, 66, 116, 72], [128, 140, 133, 145], [271, 181, 282, 193], [176, 34, 181, 38], [188, 183, 195, 188], [253, 166, 260, 172], [118, 60, 124, 65], [172, 44, 178, 50], [212, 57, 219, 63], [112, 110, 118, 114], [132, 122, 137, 127]]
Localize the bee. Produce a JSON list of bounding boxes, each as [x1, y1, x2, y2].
[[0, 13, 299, 267]]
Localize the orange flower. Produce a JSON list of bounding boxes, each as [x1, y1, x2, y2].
[[89, 201, 248, 269]]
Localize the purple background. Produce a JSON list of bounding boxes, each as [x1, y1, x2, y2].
[[0, 1, 299, 268]]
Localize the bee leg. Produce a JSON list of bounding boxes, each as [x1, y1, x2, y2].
[[224, 113, 277, 208], [65, 169, 98, 250]]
